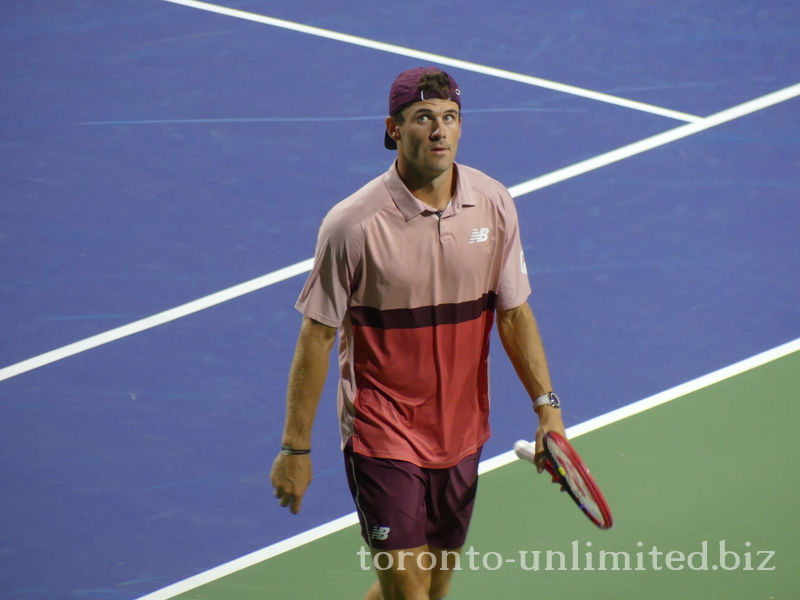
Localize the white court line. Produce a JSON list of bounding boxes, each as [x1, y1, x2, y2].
[[161, 0, 702, 124], [508, 81, 800, 197], [2, 82, 799, 383], [0, 259, 314, 383], [134, 335, 800, 600]]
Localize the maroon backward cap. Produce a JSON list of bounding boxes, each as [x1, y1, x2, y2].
[[384, 66, 461, 150]]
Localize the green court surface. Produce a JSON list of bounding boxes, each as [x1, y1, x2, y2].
[[169, 350, 799, 600]]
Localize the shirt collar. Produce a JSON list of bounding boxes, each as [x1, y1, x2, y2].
[[383, 161, 476, 222]]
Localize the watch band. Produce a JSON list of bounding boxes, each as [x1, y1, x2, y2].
[[533, 392, 561, 410]]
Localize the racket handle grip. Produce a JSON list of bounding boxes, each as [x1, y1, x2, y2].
[[513, 439, 537, 463]]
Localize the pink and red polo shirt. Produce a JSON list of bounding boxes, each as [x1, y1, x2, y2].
[[296, 162, 531, 468]]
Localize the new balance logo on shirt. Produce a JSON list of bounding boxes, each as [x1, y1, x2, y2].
[[469, 227, 489, 243], [371, 526, 391, 541]]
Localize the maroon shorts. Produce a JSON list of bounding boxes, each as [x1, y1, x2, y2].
[[344, 441, 482, 551]]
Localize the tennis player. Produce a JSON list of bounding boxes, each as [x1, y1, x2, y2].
[[271, 66, 566, 600]]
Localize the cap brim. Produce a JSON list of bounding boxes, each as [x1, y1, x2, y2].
[[384, 129, 397, 150]]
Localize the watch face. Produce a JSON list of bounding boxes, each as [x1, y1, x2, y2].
[[548, 393, 561, 408]]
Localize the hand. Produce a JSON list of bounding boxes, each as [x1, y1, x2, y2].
[[533, 405, 567, 475], [270, 453, 312, 514]]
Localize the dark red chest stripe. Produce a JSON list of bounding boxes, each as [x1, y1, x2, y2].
[[350, 292, 498, 330]]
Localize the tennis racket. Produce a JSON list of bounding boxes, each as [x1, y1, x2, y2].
[[514, 432, 614, 529]]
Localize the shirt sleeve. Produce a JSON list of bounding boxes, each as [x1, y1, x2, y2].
[[295, 209, 361, 328], [495, 189, 532, 311]]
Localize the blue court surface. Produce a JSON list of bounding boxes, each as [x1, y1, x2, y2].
[[1, 1, 799, 597]]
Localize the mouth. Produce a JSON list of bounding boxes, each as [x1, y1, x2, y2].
[[430, 145, 449, 155]]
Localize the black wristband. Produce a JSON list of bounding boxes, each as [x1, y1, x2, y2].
[[281, 445, 311, 456]]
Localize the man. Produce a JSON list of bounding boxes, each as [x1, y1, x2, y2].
[[271, 66, 566, 600]]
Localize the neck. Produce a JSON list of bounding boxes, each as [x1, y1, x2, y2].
[[396, 161, 456, 211]]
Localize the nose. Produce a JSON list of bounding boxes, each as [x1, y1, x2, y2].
[[430, 117, 446, 140]]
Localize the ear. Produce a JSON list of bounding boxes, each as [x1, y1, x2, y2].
[[385, 116, 402, 141]]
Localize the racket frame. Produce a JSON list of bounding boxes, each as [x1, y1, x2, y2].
[[542, 432, 614, 530]]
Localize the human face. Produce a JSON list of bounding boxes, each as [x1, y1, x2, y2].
[[388, 99, 462, 182]]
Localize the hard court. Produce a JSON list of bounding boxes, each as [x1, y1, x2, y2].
[[1, 1, 799, 598]]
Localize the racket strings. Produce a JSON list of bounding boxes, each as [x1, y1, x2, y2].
[[549, 444, 603, 522]]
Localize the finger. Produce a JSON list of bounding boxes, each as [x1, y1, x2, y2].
[[533, 451, 545, 474], [274, 485, 293, 500], [274, 485, 291, 504], [290, 494, 304, 515]]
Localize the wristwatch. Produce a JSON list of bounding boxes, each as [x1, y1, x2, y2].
[[533, 392, 561, 410]]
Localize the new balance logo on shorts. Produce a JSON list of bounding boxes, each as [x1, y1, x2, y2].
[[370, 526, 391, 541], [469, 227, 489, 243]]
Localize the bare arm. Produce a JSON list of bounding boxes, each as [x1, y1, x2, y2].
[[496, 302, 566, 469], [270, 316, 336, 514]]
